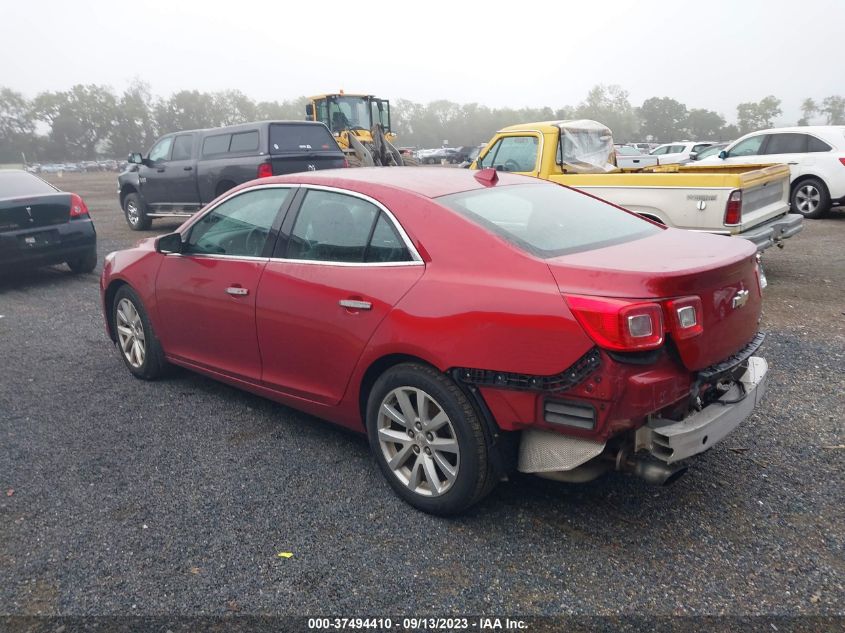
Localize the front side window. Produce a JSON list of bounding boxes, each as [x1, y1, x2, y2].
[[478, 136, 539, 172], [171, 134, 193, 161], [185, 188, 291, 257], [728, 135, 765, 157], [438, 182, 661, 258], [149, 137, 173, 162]]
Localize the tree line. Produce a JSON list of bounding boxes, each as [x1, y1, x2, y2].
[[1, 80, 844, 163]]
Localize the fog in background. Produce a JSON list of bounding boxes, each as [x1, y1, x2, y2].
[[3, 0, 844, 125]]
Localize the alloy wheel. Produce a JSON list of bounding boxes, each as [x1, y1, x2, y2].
[[115, 298, 146, 368], [126, 200, 139, 226], [377, 387, 460, 497], [795, 184, 821, 214]]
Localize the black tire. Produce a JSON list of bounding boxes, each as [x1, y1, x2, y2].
[[112, 285, 167, 380], [123, 192, 151, 231], [346, 154, 363, 168], [401, 155, 420, 167], [790, 178, 831, 219], [366, 363, 497, 515], [67, 248, 97, 274]]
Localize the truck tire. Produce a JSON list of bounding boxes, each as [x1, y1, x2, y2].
[[401, 156, 420, 167], [790, 178, 830, 219], [123, 192, 151, 231]]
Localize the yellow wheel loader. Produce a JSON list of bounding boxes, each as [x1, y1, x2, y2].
[[305, 93, 418, 166]]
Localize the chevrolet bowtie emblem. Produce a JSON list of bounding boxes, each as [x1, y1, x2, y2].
[[732, 289, 750, 309]]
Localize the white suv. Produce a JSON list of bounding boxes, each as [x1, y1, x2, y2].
[[697, 126, 845, 218]]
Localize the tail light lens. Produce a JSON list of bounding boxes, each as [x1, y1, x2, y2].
[[839, 157, 845, 167], [257, 162, 273, 178], [664, 296, 704, 340], [564, 295, 664, 351], [724, 190, 742, 226], [69, 193, 89, 218]]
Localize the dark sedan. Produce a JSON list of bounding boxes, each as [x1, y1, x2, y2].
[[0, 170, 97, 273]]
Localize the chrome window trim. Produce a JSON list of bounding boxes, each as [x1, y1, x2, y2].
[[178, 184, 300, 236], [278, 183, 424, 266], [165, 253, 269, 262]]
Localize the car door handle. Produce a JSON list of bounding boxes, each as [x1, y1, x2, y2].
[[183, 166, 193, 171], [226, 287, 249, 296], [339, 299, 372, 310]]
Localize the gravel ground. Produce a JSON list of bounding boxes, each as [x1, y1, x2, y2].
[[0, 173, 843, 617]]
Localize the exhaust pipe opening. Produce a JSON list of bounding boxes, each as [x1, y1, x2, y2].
[[613, 448, 688, 486]]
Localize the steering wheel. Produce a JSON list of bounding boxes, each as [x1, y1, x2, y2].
[[244, 228, 267, 256], [504, 159, 522, 172]]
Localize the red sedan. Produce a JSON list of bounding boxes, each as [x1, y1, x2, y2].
[[100, 167, 768, 515]]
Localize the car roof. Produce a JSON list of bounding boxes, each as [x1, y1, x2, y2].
[[160, 120, 329, 136], [265, 166, 536, 199]]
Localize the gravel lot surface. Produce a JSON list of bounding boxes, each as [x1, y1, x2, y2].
[[1, 173, 843, 617]]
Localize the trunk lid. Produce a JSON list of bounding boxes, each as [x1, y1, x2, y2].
[[0, 193, 72, 233], [738, 165, 790, 231], [548, 229, 762, 370]]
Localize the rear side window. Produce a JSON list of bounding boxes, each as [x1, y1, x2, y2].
[[366, 213, 411, 263], [269, 124, 338, 154], [229, 130, 259, 153], [438, 183, 661, 258], [202, 134, 231, 156], [763, 133, 807, 154], [0, 171, 57, 196], [807, 136, 832, 152], [286, 190, 379, 262]]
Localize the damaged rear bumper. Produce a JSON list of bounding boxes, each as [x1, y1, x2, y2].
[[637, 356, 768, 464]]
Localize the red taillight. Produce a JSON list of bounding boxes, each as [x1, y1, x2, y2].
[[664, 296, 704, 340], [564, 295, 664, 351], [724, 190, 742, 226], [69, 193, 89, 218], [257, 162, 273, 178], [839, 157, 845, 167]]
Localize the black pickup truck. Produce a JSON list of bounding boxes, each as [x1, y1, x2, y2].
[[118, 120, 346, 230]]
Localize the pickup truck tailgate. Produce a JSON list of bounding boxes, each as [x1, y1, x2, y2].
[[734, 164, 791, 232]]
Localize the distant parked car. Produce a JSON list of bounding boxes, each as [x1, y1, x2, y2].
[[81, 161, 100, 172], [614, 145, 660, 169], [682, 143, 730, 164], [649, 142, 715, 165], [0, 170, 97, 273], [697, 126, 845, 218]]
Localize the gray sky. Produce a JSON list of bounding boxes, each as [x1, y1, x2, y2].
[[3, 0, 844, 124]]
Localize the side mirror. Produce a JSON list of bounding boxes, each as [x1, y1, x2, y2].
[[305, 104, 314, 117], [156, 232, 184, 254], [718, 150, 728, 159], [128, 152, 143, 165]]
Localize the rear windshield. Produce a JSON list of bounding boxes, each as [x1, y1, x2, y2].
[[269, 123, 339, 154], [0, 171, 56, 198], [438, 183, 661, 258]]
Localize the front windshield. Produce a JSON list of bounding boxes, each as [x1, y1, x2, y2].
[[328, 97, 371, 132]]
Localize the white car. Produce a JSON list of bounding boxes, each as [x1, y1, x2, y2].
[[649, 141, 715, 165], [697, 126, 845, 218], [614, 145, 660, 169]]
